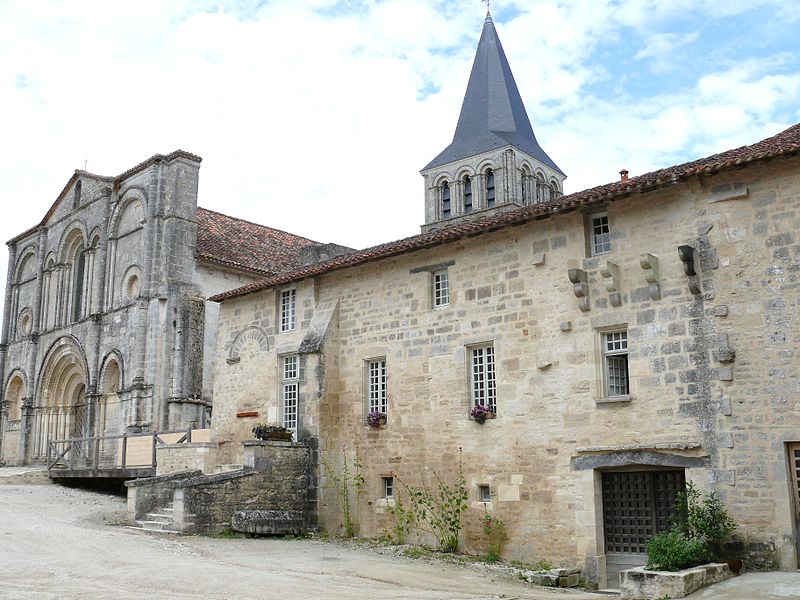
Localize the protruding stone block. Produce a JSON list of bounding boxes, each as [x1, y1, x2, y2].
[[568, 268, 590, 312], [639, 253, 661, 300], [600, 260, 622, 306]]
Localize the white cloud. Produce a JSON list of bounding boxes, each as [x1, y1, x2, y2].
[[0, 0, 797, 322]]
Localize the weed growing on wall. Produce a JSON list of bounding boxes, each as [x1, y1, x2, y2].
[[396, 450, 469, 553], [482, 509, 508, 562], [321, 442, 364, 538]]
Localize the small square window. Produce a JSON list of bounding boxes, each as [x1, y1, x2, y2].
[[383, 476, 394, 499], [479, 485, 491, 503], [591, 213, 611, 256], [433, 270, 449, 308], [603, 330, 629, 397], [280, 288, 296, 332]]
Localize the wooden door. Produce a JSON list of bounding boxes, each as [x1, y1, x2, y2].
[[789, 443, 800, 562], [602, 470, 685, 589]]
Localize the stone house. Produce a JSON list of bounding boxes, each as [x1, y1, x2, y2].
[[207, 14, 800, 589], [0, 150, 342, 466]]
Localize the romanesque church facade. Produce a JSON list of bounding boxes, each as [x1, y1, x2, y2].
[[4, 11, 800, 592], [0, 150, 343, 466]]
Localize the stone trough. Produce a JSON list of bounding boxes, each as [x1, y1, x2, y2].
[[620, 562, 735, 599]]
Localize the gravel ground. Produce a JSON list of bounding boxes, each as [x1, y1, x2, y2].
[[0, 483, 600, 600]]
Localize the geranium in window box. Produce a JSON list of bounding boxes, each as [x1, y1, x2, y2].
[[366, 411, 387, 428], [470, 405, 495, 424], [252, 423, 293, 441]]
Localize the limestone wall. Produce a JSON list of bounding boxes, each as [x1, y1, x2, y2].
[[212, 155, 800, 578]]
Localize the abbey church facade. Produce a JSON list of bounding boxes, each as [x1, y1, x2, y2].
[[4, 12, 800, 591]]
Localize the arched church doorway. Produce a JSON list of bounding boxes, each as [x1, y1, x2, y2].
[[97, 358, 122, 461], [32, 339, 89, 461], [1, 373, 25, 464]]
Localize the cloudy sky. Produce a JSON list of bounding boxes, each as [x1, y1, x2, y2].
[[1, 0, 799, 317]]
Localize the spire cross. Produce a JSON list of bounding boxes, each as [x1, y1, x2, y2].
[[483, 0, 491, 15]]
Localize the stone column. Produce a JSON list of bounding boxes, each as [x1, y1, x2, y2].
[[105, 239, 117, 310], [83, 249, 95, 316], [475, 174, 487, 210], [452, 179, 463, 216]]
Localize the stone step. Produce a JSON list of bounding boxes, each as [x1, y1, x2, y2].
[[213, 464, 243, 474], [144, 513, 174, 524]]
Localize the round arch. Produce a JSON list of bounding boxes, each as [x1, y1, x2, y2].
[[14, 245, 38, 282], [4, 369, 27, 421], [109, 189, 147, 238], [31, 336, 90, 459], [98, 352, 124, 439]]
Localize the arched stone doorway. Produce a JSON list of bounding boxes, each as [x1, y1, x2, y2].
[[97, 357, 122, 461], [2, 372, 26, 465], [32, 338, 89, 461]]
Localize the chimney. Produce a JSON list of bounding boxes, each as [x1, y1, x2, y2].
[[620, 169, 629, 182]]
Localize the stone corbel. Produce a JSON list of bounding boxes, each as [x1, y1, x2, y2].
[[567, 268, 590, 312], [599, 260, 622, 307], [678, 245, 701, 294], [639, 253, 661, 300]]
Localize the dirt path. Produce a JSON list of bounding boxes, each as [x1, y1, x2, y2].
[[0, 484, 598, 600]]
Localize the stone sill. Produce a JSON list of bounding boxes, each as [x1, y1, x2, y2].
[[595, 395, 632, 405], [575, 440, 702, 453], [620, 562, 734, 600]]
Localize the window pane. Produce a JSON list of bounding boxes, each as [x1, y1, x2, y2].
[[283, 382, 298, 433], [606, 355, 629, 396], [592, 215, 611, 255], [283, 355, 298, 380], [471, 345, 496, 412], [368, 360, 387, 414], [281, 288, 296, 332], [433, 271, 449, 307]]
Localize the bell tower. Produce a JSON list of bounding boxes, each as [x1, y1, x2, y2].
[[421, 12, 565, 232]]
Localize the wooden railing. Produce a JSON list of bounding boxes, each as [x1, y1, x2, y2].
[[46, 428, 204, 472]]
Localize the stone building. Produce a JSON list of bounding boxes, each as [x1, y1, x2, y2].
[[207, 14, 800, 589], [0, 150, 340, 466]]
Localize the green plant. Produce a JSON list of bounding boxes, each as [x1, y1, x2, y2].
[[673, 482, 737, 560], [482, 509, 507, 562], [397, 451, 469, 553], [647, 481, 739, 571], [510, 559, 552, 572], [646, 529, 708, 571], [321, 442, 364, 538], [402, 545, 433, 559], [383, 493, 414, 545]]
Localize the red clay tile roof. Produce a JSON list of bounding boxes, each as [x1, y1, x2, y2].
[[196, 207, 321, 275], [210, 122, 800, 302]]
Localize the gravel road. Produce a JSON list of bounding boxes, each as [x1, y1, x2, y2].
[[0, 483, 598, 600]]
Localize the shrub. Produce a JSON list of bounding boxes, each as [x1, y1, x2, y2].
[[673, 482, 737, 560], [646, 529, 708, 571], [482, 511, 508, 562]]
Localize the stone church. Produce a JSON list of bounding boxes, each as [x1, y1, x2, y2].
[[5, 10, 800, 591], [0, 150, 347, 466]]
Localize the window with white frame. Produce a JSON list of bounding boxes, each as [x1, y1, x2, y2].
[[591, 213, 611, 256], [470, 344, 496, 412], [280, 287, 296, 332], [282, 355, 299, 436], [367, 359, 387, 415], [603, 330, 629, 397], [432, 270, 449, 308], [383, 476, 394, 499]]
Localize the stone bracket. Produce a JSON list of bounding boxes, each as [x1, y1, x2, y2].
[[599, 260, 622, 307], [678, 244, 701, 294], [639, 253, 661, 300], [568, 268, 590, 312]]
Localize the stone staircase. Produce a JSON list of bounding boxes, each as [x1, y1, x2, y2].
[[131, 502, 194, 534]]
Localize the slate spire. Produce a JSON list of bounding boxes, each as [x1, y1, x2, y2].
[[423, 13, 563, 174]]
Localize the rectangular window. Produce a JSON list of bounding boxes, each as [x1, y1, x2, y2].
[[383, 476, 394, 499], [479, 484, 491, 503], [432, 270, 449, 308], [603, 330, 629, 397], [470, 344, 496, 412], [280, 288, 296, 332], [282, 355, 299, 436], [591, 213, 611, 256], [367, 359, 387, 415]]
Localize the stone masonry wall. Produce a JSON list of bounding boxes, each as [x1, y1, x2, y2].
[[212, 154, 800, 580]]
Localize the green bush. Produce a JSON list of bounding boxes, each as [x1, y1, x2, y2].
[[674, 482, 737, 560], [646, 529, 708, 571]]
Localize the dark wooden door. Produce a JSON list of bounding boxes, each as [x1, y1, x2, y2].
[[602, 470, 685, 588], [789, 443, 800, 562]]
